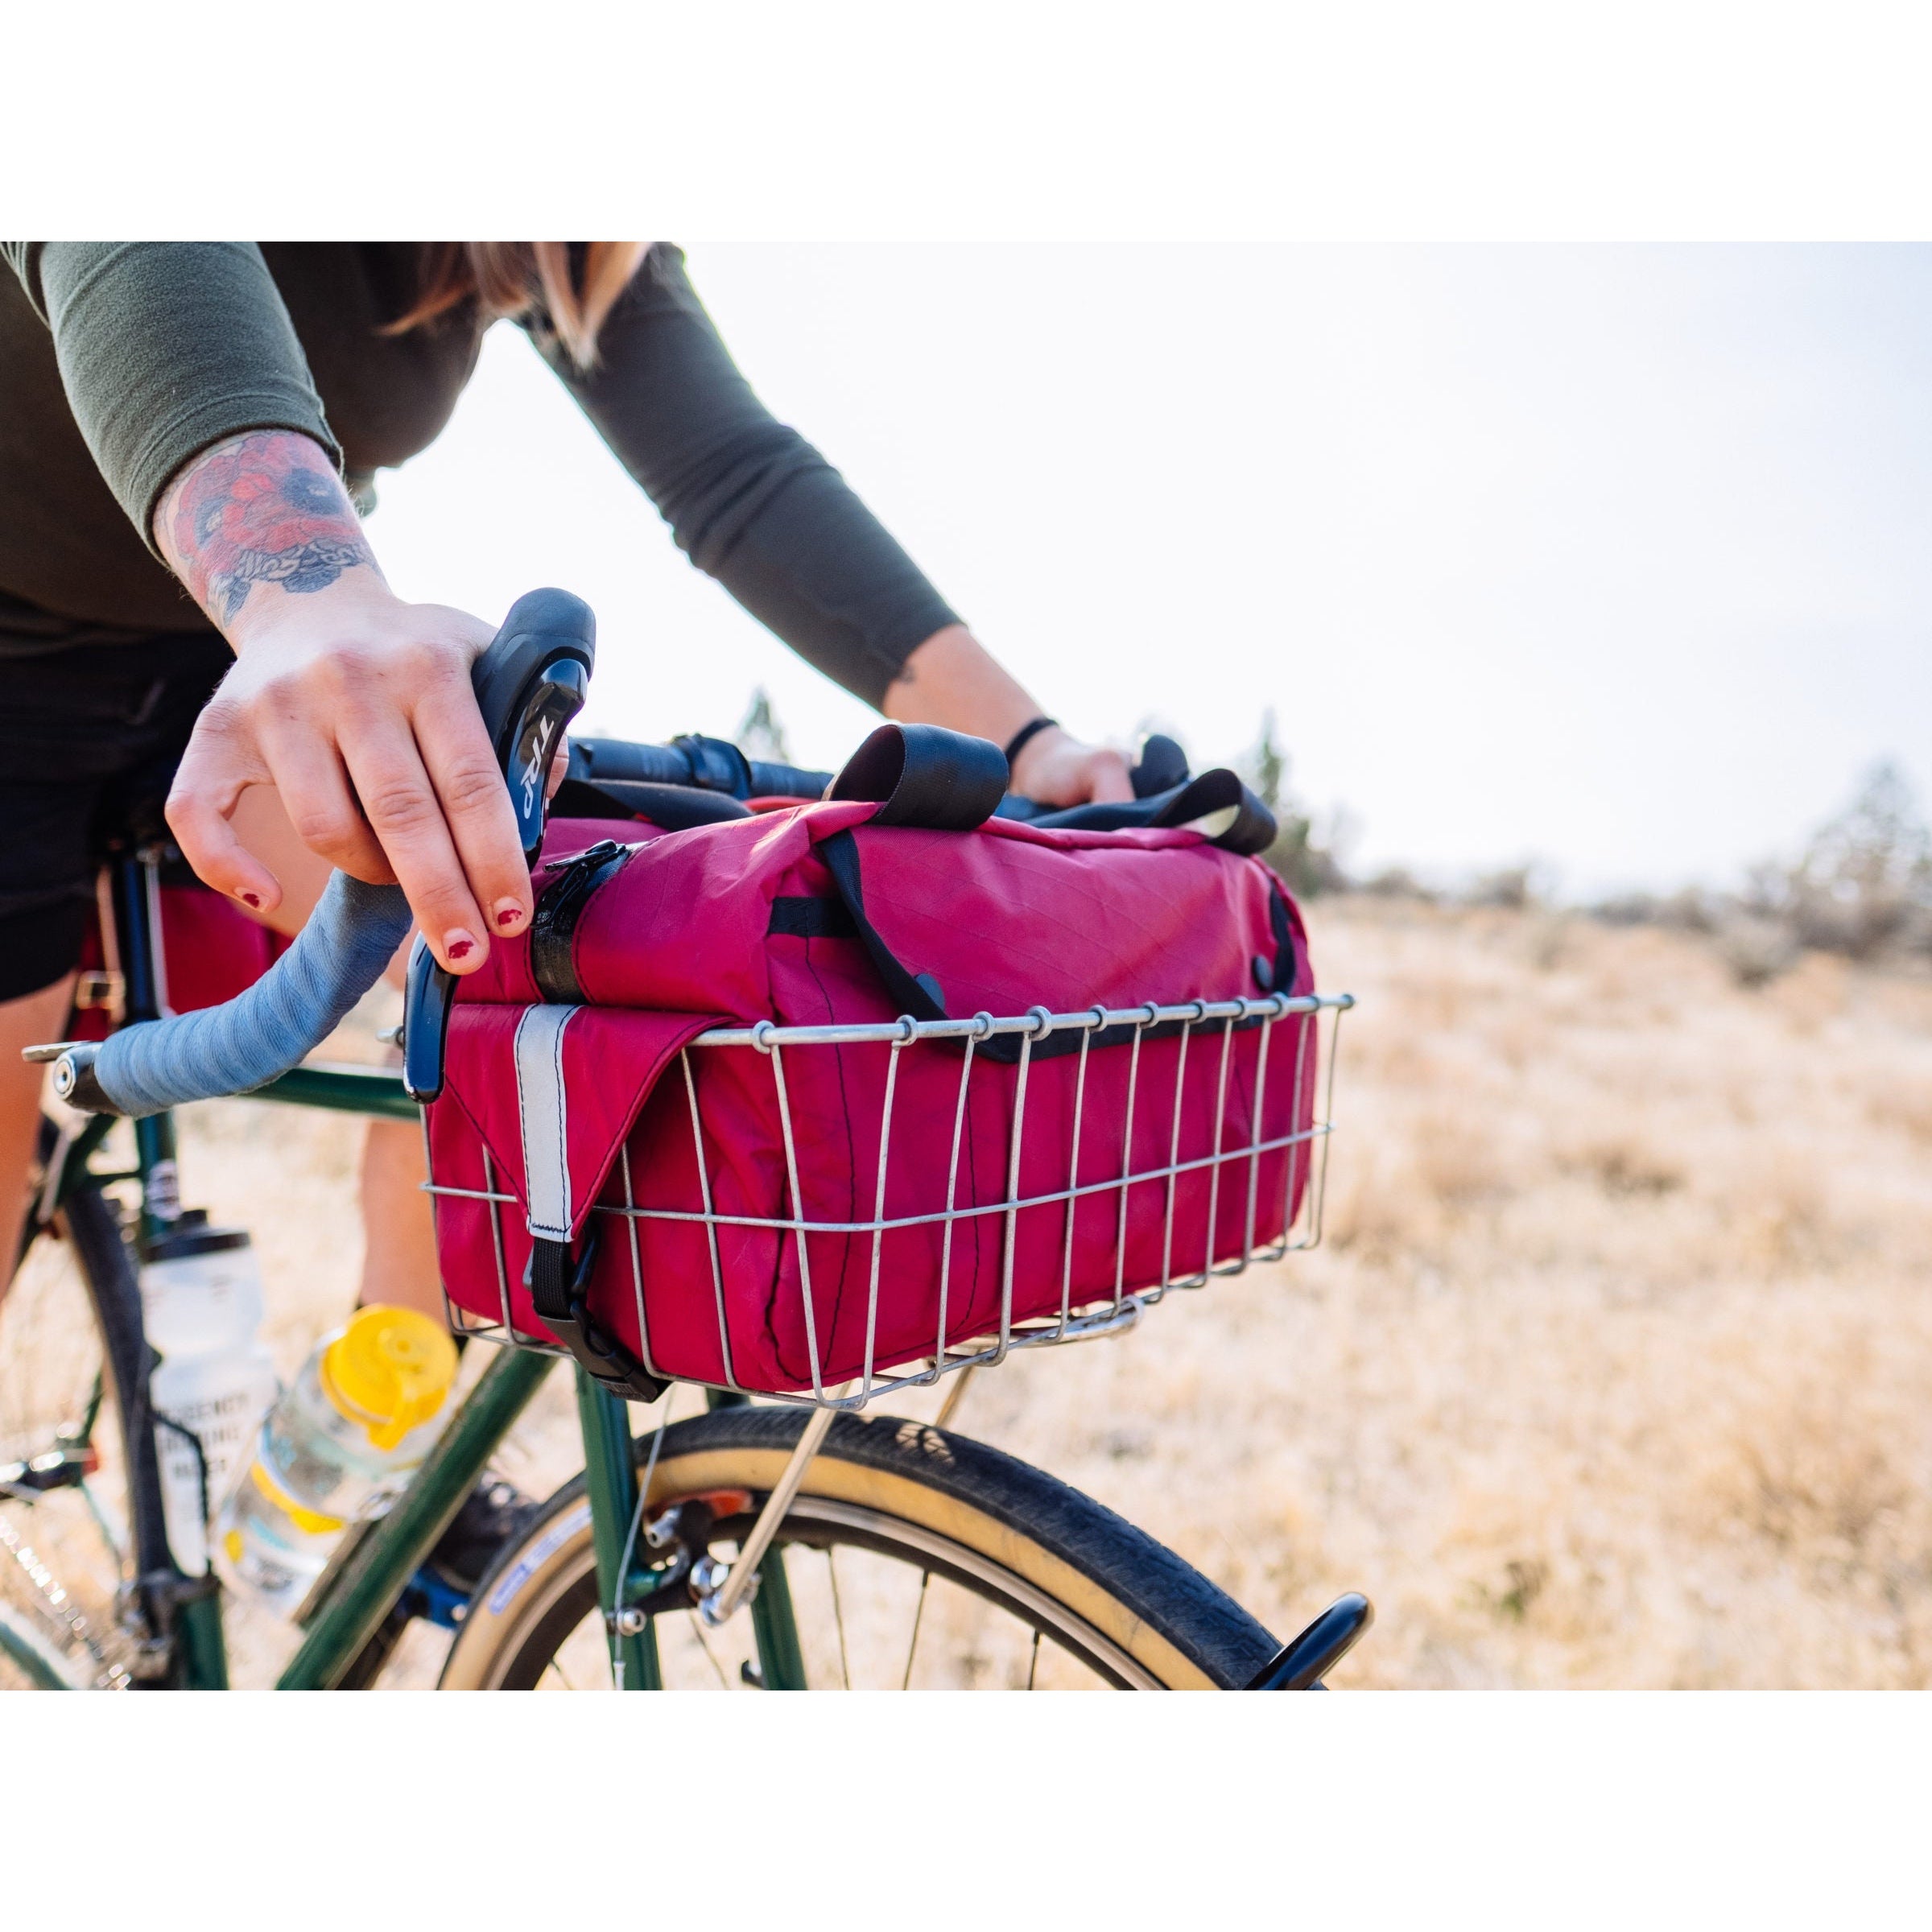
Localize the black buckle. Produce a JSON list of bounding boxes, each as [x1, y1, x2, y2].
[[529, 840, 632, 1005], [670, 733, 753, 799], [528, 1227, 666, 1404]]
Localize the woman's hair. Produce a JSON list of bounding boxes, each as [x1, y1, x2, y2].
[[387, 242, 650, 367]]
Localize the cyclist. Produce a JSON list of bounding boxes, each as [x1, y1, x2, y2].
[[0, 242, 1134, 1311]]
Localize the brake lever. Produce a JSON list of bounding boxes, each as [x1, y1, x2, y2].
[[402, 588, 597, 1104], [401, 935, 457, 1104]]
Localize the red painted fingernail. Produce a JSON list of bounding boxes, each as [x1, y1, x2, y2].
[[494, 900, 522, 928], [240, 891, 260, 908], [446, 933, 476, 962]]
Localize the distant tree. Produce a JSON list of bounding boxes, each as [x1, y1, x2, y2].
[[1751, 761, 1932, 959], [736, 686, 791, 764], [1805, 761, 1930, 899], [1242, 708, 1349, 897], [1249, 708, 1287, 818]]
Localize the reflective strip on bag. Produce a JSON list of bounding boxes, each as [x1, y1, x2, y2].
[[514, 1002, 577, 1241]]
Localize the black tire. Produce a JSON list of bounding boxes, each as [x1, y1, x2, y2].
[[443, 1404, 1281, 1690]]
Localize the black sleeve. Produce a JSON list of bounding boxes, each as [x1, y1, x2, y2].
[[4, 242, 341, 556], [530, 246, 961, 711]]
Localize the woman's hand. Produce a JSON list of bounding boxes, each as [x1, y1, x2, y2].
[[156, 430, 530, 972], [883, 623, 1134, 805], [1005, 724, 1133, 807]]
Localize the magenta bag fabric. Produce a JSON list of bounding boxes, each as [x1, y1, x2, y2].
[[426, 803, 1319, 1394]]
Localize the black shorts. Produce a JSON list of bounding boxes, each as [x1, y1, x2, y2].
[[0, 634, 233, 1003]]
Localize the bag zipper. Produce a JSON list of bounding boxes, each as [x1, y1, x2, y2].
[[530, 840, 634, 1004]]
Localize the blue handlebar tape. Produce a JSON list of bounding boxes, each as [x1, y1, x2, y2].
[[90, 872, 415, 1118]]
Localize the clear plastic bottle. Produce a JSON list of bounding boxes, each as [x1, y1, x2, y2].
[[142, 1218, 281, 1578], [213, 1305, 459, 1617]]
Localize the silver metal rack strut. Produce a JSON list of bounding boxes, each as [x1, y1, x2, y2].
[[694, 1405, 838, 1628]]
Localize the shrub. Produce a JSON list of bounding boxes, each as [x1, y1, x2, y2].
[[1755, 762, 1932, 960], [1241, 710, 1351, 897], [1591, 762, 1932, 982]]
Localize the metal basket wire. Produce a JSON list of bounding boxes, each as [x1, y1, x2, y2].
[[428, 990, 1352, 1410]]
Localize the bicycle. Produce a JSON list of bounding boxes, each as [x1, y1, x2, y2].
[[1, 601, 1364, 1692]]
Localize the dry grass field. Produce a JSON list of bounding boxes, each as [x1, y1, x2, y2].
[[20, 896, 1930, 1688]]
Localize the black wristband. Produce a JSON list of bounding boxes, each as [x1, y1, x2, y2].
[[1003, 716, 1059, 772]]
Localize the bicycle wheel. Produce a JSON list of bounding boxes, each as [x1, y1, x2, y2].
[[0, 1121, 152, 1690], [442, 1402, 1281, 1690]]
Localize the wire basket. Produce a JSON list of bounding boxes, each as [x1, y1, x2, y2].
[[429, 990, 1352, 1410]]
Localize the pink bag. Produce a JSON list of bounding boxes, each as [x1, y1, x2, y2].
[[426, 795, 1320, 1398], [69, 883, 291, 1042]]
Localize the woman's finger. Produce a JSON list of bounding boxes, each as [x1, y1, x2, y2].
[[254, 711, 395, 886], [165, 708, 286, 912], [410, 667, 538, 935], [336, 712, 489, 972], [1084, 749, 1136, 805], [228, 784, 342, 940]]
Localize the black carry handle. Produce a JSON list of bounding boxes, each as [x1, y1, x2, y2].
[[1017, 767, 1278, 856], [402, 588, 597, 1104], [828, 722, 1010, 829], [570, 728, 1187, 815], [1130, 732, 1190, 799], [564, 719, 1277, 852]]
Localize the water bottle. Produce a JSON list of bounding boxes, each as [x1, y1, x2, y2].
[[213, 1304, 459, 1616], [142, 1218, 280, 1578]]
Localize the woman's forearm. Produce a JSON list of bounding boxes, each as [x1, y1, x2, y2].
[[151, 428, 526, 973], [155, 428, 380, 630], [881, 623, 1042, 746], [884, 624, 1134, 805]]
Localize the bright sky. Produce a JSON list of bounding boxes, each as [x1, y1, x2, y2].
[[373, 244, 1932, 898]]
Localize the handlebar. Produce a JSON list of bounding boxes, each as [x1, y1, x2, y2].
[[570, 733, 1271, 847], [569, 729, 1195, 816], [31, 584, 1271, 1119], [569, 735, 832, 804], [36, 588, 597, 1118]]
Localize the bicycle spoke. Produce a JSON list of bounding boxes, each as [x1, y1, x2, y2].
[[901, 1571, 931, 1690], [79, 1480, 126, 1567], [827, 1547, 851, 1690], [74, 1371, 105, 1448], [0, 1205, 134, 1687], [448, 1406, 1291, 1691]]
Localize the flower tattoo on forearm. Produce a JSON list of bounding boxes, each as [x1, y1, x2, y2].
[[155, 429, 379, 625]]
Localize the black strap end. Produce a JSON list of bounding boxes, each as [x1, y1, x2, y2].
[[528, 1232, 667, 1405], [829, 722, 1009, 831]]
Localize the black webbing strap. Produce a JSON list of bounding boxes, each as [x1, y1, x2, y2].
[[527, 1228, 667, 1403], [548, 775, 752, 829], [1018, 768, 1279, 855], [1269, 886, 1301, 994], [819, 831, 1304, 1066], [827, 721, 1009, 829], [819, 830, 951, 1023]]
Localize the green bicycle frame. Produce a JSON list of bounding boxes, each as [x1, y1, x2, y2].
[[89, 1063, 807, 1690], [55, 851, 808, 1690]]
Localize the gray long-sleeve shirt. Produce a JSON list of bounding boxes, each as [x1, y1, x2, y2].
[[0, 242, 959, 707]]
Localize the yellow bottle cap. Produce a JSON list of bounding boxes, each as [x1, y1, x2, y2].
[[320, 1306, 459, 1451]]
